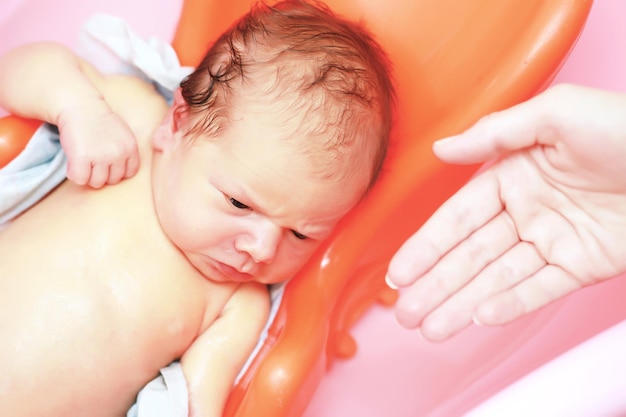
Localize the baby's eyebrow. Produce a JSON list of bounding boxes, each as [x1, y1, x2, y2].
[[222, 180, 261, 210], [221, 177, 340, 237], [234, 188, 258, 209]]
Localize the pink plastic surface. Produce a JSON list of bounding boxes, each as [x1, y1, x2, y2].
[[2, 1, 625, 416]]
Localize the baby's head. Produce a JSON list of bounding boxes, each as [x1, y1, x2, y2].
[[179, 0, 394, 192], [152, 0, 394, 284]]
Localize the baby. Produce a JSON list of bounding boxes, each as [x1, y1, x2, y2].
[[0, 1, 394, 416]]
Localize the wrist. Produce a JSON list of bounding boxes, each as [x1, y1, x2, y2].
[[55, 93, 110, 130]]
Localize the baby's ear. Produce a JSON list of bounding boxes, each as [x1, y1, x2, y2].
[[152, 88, 187, 151]]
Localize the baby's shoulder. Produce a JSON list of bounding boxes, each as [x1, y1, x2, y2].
[[100, 74, 169, 141]]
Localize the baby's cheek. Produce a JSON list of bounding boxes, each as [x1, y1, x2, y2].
[[290, 244, 320, 268]]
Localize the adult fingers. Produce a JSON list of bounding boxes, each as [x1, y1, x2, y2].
[[432, 92, 554, 165], [387, 170, 503, 288], [418, 241, 545, 341], [393, 210, 518, 331], [474, 264, 583, 326]]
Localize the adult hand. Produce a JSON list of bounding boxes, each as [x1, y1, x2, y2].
[[386, 84, 626, 341]]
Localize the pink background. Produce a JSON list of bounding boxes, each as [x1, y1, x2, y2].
[[2, 0, 625, 415]]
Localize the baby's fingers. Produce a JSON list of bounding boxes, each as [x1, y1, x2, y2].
[[88, 163, 110, 189], [125, 152, 140, 179], [475, 264, 583, 326], [93, 137, 139, 187], [95, 150, 139, 187], [107, 152, 139, 185], [108, 160, 127, 185], [66, 159, 92, 186]]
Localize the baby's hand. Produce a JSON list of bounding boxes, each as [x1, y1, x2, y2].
[[57, 98, 139, 188]]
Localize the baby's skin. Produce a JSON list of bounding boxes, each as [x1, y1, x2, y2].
[[0, 75, 270, 417], [0, 18, 380, 411]]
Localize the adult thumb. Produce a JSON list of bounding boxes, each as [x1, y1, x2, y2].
[[432, 93, 549, 164]]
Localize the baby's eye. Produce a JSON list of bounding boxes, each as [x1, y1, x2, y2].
[[229, 197, 250, 210], [291, 230, 308, 240]]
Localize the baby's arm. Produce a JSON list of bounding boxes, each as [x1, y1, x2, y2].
[[0, 42, 138, 187], [181, 282, 271, 417]]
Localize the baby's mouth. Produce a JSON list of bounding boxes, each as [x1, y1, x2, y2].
[[213, 259, 255, 282]]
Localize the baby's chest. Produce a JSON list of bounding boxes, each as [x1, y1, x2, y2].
[[0, 178, 237, 358], [1, 203, 213, 350]]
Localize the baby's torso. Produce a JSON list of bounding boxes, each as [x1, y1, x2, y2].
[[0, 76, 237, 416]]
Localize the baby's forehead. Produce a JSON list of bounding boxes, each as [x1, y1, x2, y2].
[[222, 77, 379, 184], [233, 82, 374, 141]]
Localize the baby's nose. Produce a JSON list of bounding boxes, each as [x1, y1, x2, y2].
[[243, 219, 283, 264]]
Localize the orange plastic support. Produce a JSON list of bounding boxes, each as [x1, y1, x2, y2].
[[0, 1, 596, 416], [0, 116, 41, 168], [174, 1, 595, 417]]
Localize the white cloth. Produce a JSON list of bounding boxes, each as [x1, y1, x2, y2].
[[79, 14, 193, 91], [0, 124, 66, 227], [126, 362, 189, 417]]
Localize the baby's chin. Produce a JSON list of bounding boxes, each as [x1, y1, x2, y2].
[[184, 254, 265, 284], [226, 270, 292, 286]]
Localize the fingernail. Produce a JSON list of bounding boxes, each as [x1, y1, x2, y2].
[[435, 136, 452, 144], [433, 135, 456, 148], [385, 274, 399, 290]]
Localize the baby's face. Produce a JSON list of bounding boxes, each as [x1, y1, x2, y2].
[[151, 106, 369, 285]]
